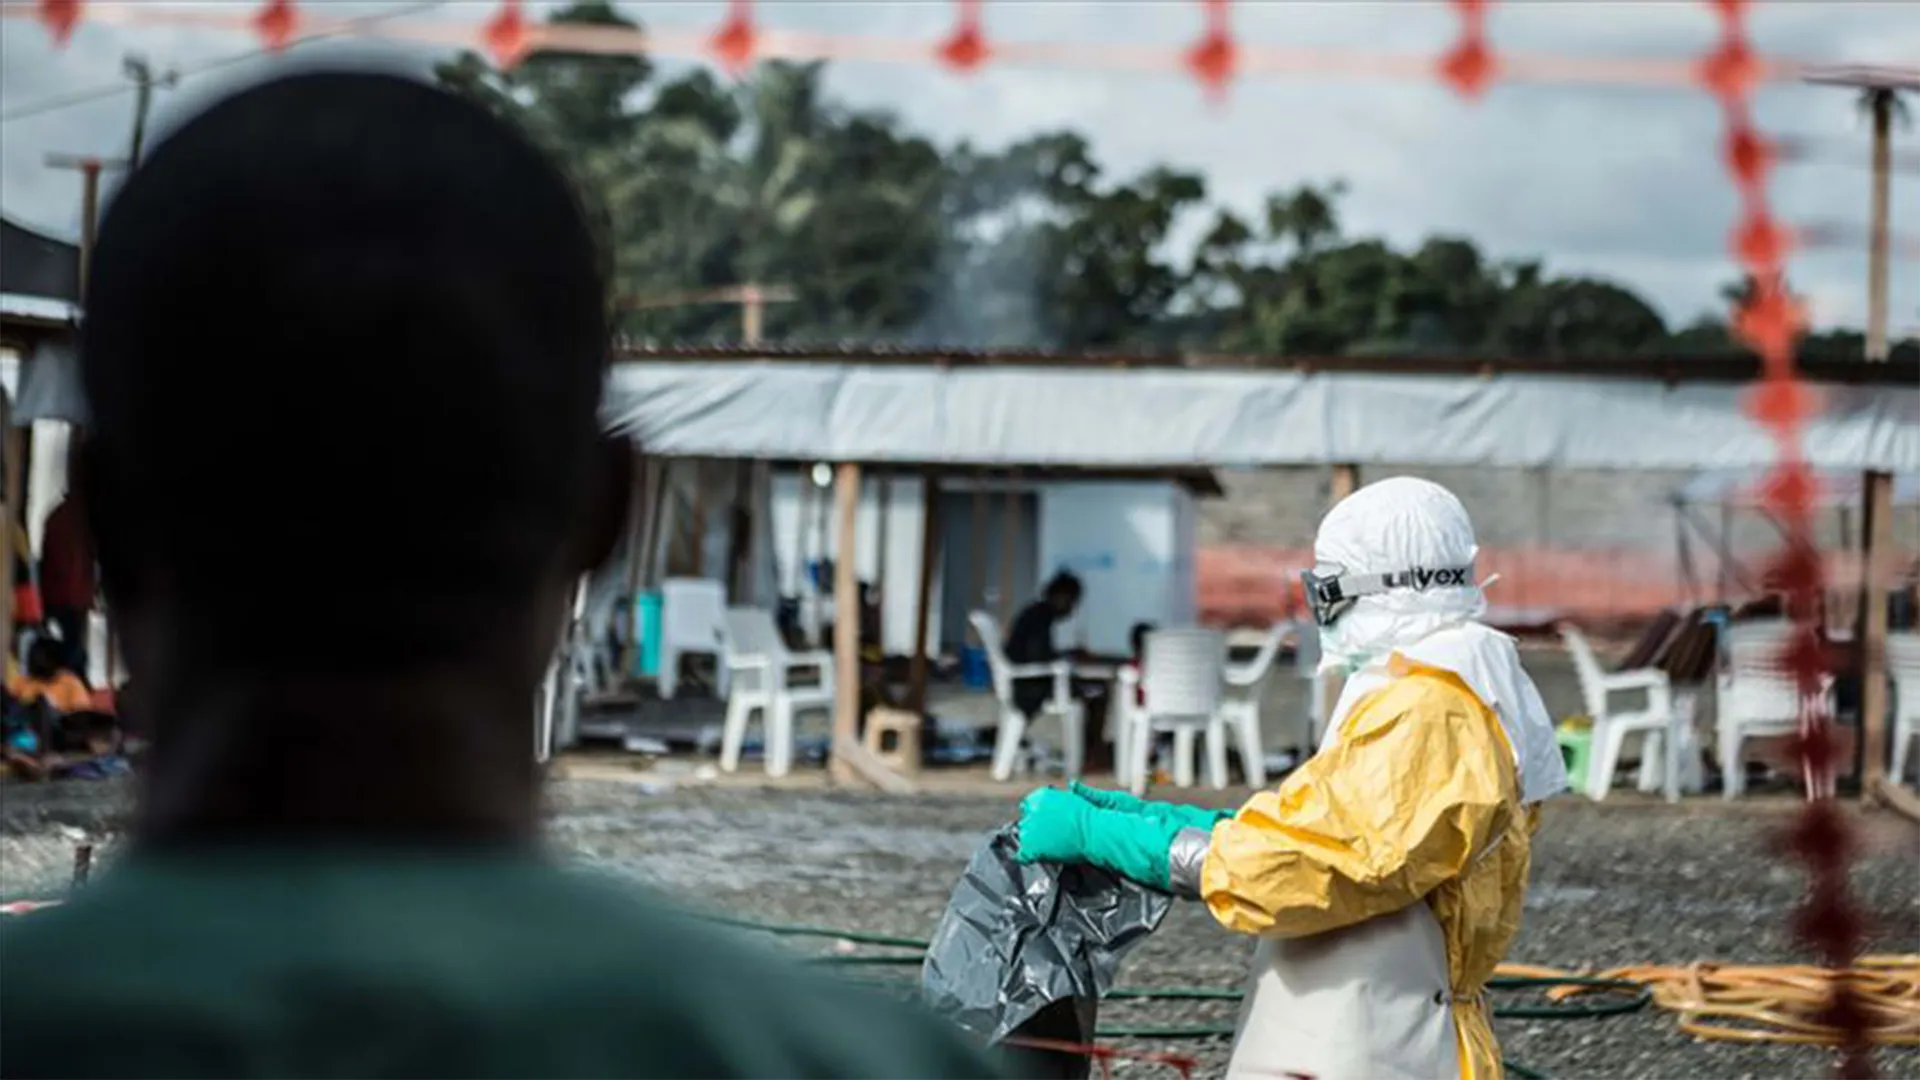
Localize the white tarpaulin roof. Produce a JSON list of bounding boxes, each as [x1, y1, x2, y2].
[[603, 362, 1920, 472], [1676, 467, 1920, 508]]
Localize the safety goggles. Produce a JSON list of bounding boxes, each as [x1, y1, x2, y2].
[[1299, 563, 1475, 627]]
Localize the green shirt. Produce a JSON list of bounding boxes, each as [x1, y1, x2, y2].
[[0, 849, 1009, 1079]]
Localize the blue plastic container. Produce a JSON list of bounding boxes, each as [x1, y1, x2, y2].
[[637, 590, 664, 677], [960, 645, 991, 690]]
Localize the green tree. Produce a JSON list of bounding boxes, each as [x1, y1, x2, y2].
[[434, 11, 1905, 362]]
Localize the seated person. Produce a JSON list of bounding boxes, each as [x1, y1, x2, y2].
[[1, 700, 48, 782], [49, 713, 132, 782], [1005, 572, 1114, 769], [1005, 572, 1087, 717], [9, 638, 92, 715]]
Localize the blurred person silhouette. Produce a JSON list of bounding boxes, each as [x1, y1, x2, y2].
[[8, 636, 91, 715], [0, 69, 1004, 1080], [39, 492, 95, 682]]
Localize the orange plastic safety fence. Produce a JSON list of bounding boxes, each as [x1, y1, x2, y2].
[[20, 1, 1885, 1073]]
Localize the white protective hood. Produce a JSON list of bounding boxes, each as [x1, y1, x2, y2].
[[1314, 477, 1568, 804]]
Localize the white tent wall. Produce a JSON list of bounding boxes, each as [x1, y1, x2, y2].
[[764, 468, 1198, 658], [1040, 482, 1197, 656]]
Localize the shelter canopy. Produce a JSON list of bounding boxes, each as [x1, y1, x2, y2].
[[1676, 467, 1920, 509], [603, 359, 1920, 473]]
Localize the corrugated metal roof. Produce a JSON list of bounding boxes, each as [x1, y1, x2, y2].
[[611, 341, 1919, 386]]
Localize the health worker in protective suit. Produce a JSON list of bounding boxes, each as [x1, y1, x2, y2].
[[1015, 477, 1566, 1080]]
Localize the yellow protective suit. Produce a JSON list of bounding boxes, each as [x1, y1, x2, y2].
[[1199, 654, 1535, 1080]]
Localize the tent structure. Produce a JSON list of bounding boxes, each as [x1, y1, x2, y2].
[[602, 351, 1920, 472], [1676, 468, 1920, 509], [604, 345, 1920, 792]]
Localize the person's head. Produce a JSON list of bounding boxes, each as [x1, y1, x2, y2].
[[79, 70, 628, 830], [1043, 572, 1084, 616], [1303, 477, 1485, 674], [1129, 622, 1153, 660], [81, 713, 122, 757], [24, 637, 64, 681]]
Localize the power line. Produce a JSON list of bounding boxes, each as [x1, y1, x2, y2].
[[0, 2, 448, 125]]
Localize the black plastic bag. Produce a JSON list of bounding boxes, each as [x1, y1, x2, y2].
[[921, 824, 1173, 1078]]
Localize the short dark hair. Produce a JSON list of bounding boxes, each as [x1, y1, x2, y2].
[[1044, 572, 1084, 603], [1129, 622, 1153, 657], [24, 637, 64, 680], [80, 71, 609, 672]]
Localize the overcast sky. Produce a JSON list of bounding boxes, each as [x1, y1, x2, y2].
[[2, 1, 1915, 332]]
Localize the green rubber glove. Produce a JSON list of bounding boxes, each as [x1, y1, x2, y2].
[[1068, 781, 1233, 833], [1014, 787, 1182, 891]]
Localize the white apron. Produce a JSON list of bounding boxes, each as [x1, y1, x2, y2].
[[1223, 901, 1460, 1080]]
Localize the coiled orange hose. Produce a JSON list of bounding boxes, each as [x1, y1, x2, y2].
[[1494, 956, 1920, 1047]]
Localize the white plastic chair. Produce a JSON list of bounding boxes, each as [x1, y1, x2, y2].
[[717, 607, 834, 777], [970, 610, 1085, 783], [1717, 619, 1833, 799], [1214, 622, 1287, 788], [1559, 623, 1681, 802], [1291, 620, 1328, 749], [1887, 632, 1920, 784], [658, 578, 729, 700], [1112, 665, 1145, 785], [1124, 629, 1229, 796]]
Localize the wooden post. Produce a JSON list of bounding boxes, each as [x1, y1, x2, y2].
[[1861, 472, 1894, 794], [1860, 88, 1896, 803], [825, 463, 914, 791], [830, 463, 863, 786], [1320, 465, 1360, 729], [741, 284, 766, 346], [46, 155, 124, 294], [1864, 91, 1892, 367], [908, 471, 942, 716]]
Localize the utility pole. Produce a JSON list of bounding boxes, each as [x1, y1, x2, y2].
[[1803, 66, 1914, 810], [122, 55, 179, 167], [45, 154, 129, 296], [616, 283, 796, 332]]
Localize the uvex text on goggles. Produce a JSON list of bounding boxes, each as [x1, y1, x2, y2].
[[1300, 564, 1475, 627]]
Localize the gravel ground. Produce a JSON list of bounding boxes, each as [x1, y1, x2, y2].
[[5, 776, 1917, 1079]]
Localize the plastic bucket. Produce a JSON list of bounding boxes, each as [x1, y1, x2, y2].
[[637, 591, 664, 677], [960, 645, 991, 690]]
